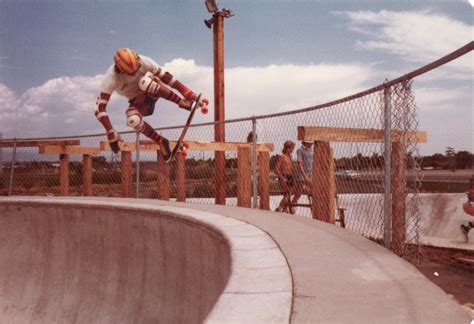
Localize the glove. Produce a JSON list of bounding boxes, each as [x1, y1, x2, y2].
[[107, 129, 122, 154]]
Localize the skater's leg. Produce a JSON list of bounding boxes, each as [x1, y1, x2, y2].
[[125, 107, 171, 159]]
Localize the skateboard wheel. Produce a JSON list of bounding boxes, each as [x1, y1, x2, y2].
[[183, 142, 190, 149], [180, 151, 188, 158], [201, 106, 208, 114]]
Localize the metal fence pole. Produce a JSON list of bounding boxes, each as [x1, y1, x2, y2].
[[251, 117, 258, 208], [383, 85, 392, 249], [8, 139, 17, 196], [135, 132, 140, 198]]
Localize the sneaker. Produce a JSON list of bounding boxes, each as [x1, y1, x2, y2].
[[460, 224, 470, 242], [160, 137, 172, 162]]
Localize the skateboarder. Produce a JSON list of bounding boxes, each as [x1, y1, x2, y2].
[[292, 140, 314, 207], [94, 48, 208, 160], [275, 140, 296, 213]]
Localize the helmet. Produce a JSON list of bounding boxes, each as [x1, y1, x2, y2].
[[114, 48, 140, 74]]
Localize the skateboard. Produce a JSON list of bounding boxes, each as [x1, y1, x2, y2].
[[166, 93, 207, 162]]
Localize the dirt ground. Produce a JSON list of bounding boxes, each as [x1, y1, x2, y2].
[[415, 247, 474, 319]]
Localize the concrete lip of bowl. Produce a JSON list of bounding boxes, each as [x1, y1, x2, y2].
[[0, 196, 471, 323]]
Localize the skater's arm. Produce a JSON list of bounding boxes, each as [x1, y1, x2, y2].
[[94, 92, 121, 152], [151, 66, 208, 106]]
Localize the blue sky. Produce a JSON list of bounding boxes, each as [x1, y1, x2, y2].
[[0, 0, 472, 155]]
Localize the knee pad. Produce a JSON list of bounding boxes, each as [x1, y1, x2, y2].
[[126, 108, 144, 132]]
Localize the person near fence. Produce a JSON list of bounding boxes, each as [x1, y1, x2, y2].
[[292, 140, 314, 208], [275, 140, 296, 213], [94, 48, 208, 159]]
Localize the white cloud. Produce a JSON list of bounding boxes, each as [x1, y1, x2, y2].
[[415, 86, 472, 111], [338, 10, 473, 79]]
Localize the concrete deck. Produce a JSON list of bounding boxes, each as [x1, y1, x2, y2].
[[0, 197, 470, 323]]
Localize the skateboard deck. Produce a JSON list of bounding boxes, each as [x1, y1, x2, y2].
[[166, 93, 204, 162]]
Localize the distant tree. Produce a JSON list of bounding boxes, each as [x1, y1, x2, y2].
[[456, 151, 473, 169], [445, 147, 456, 172]]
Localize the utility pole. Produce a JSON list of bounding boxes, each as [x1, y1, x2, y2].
[[204, 1, 234, 205]]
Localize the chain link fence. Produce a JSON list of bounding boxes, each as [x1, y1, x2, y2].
[[0, 83, 421, 255], [1, 42, 472, 260]]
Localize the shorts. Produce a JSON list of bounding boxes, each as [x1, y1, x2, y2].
[[129, 94, 158, 116]]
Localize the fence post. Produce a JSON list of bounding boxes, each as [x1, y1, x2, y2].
[[83, 154, 93, 196], [251, 117, 258, 208], [391, 141, 406, 255], [383, 84, 392, 250], [59, 153, 69, 196], [311, 141, 336, 223], [176, 154, 186, 202], [237, 146, 252, 208], [8, 138, 17, 196], [135, 132, 140, 198], [121, 151, 133, 198], [156, 151, 170, 200]]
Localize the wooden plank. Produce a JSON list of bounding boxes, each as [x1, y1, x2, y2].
[[101, 141, 274, 152], [258, 151, 270, 210], [60, 154, 69, 196], [39, 145, 100, 156], [298, 126, 427, 143], [237, 146, 252, 208], [83, 154, 93, 196], [0, 139, 80, 148], [121, 151, 133, 198]]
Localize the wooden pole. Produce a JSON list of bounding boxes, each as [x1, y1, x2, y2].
[[237, 146, 252, 208], [311, 142, 336, 223], [176, 154, 186, 202], [121, 151, 133, 198], [214, 13, 226, 205], [258, 151, 270, 210], [59, 154, 69, 196], [391, 141, 407, 255], [83, 154, 93, 196], [157, 152, 170, 200]]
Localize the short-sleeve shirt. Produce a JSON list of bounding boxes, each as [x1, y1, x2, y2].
[[100, 55, 160, 100], [296, 145, 313, 181]]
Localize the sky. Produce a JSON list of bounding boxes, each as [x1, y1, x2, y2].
[[0, 0, 472, 155]]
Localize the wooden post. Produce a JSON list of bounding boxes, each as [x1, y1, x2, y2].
[[121, 151, 133, 198], [311, 141, 336, 223], [83, 154, 93, 196], [391, 141, 406, 255], [258, 151, 270, 210], [237, 146, 252, 208], [214, 13, 226, 206], [59, 154, 69, 196], [157, 152, 170, 200], [176, 154, 186, 202]]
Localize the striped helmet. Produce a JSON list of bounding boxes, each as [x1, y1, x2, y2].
[[114, 48, 140, 74]]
